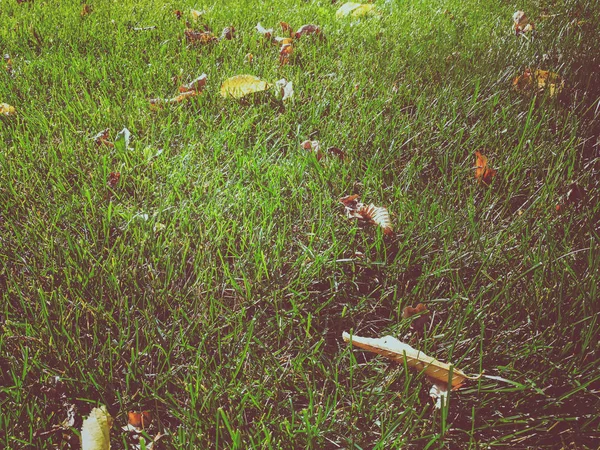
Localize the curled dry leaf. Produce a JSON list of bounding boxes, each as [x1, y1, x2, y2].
[[301, 140, 323, 161], [280, 21, 294, 36], [81, 406, 112, 450], [513, 11, 535, 35], [245, 53, 254, 63], [295, 24, 321, 39], [190, 9, 205, 21], [342, 332, 481, 388], [513, 69, 564, 98], [220, 74, 270, 99], [340, 195, 393, 235], [0, 103, 16, 116], [185, 29, 217, 45], [174, 10, 182, 20], [279, 43, 293, 65], [220, 26, 235, 40], [474, 151, 497, 185], [256, 23, 273, 39], [4, 54, 13, 76], [151, 73, 207, 107], [275, 78, 293, 101], [94, 129, 114, 147], [336, 2, 377, 18]]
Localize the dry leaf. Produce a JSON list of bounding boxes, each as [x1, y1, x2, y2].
[[151, 73, 207, 107], [429, 380, 448, 409], [0, 103, 16, 116], [474, 151, 497, 185], [245, 53, 254, 63], [280, 21, 294, 36], [340, 195, 393, 235], [80, 4, 92, 17], [4, 54, 13, 76], [513, 11, 535, 35], [336, 2, 377, 18], [342, 332, 481, 388], [174, 10, 182, 20], [255, 23, 273, 39], [220, 75, 269, 99], [81, 406, 112, 450], [220, 26, 235, 40], [93, 129, 113, 147], [275, 78, 293, 101], [127, 411, 151, 430], [301, 140, 323, 160], [107, 172, 120, 188], [279, 43, 293, 65], [513, 69, 564, 98], [327, 146, 346, 160], [295, 24, 321, 39], [185, 29, 217, 45], [402, 303, 430, 334], [274, 36, 294, 45]]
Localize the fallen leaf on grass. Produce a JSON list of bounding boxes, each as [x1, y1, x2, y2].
[[4, 54, 13, 76], [174, 10, 182, 20], [220, 74, 269, 99], [185, 29, 217, 45], [256, 23, 273, 39], [0, 103, 16, 116], [114, 128, 132, 152], [94, 129, 114, 147], [107, 172, 120, 188], [340, 195, 393, 235], [275, 78, 293, 101], [513, 69, 564, 98], [81, 4, 92, 17], [336, 2, 377, 18], [81, 406, 112, 450], [474, 151, 497, 185], [245, 53, 254, 63], [127, 411, 151, 431], [402, 303, 430, 334], [220, 26, 235, 40], [343, 332, 481, 405], [295, 24, 321, 38], [190, 9, 205, 21], [279, 43, 293, 65], [280, 21, 294, 36], [513, 11, 535, 35], [274, 36, 294, 45], [150, 73, 207, 107], [301, 140, 323, 160], [327, 146, 346, 159]]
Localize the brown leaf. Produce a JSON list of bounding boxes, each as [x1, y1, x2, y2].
[[280, 21, 294, 36], [151, 73, 207, 107], [274, 36, 294, 45], [340, 195, 393, 235], [301, 140, 323, 161], [127, 411, 151, 430], [80, 4, 92, 17], [4, 54, 13, 76], [107, 172, 121, 188], [279, 43, 293, 65], [474, 151, 497, 185], [513, 11, 535, 35], [174, 10, 182, 20], [327, 146, 346, 159], [513, 68, 564, 98], [402, 303, 430, 334], [339, 194, 360, 207], [220, 26, 235, 40], [94, 129, 114, 147], [295, 24, 321, 39], [185, 29, 217, 45]]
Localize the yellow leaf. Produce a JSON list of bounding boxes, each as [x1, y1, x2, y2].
[[81, 406, 112, 450], [0, 103, 16, 116], [342, 332, 481, 388], [220, 75, 269, 99], [336, 2, 376, 18]]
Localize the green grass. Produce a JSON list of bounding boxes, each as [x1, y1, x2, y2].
[[1, 0, 599, 447]]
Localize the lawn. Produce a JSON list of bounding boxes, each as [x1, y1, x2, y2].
[[1, 0, 599, 448]]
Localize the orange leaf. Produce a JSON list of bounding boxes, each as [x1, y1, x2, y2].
[[185, 29, 217, 45], [94, 129, 114, 147], [127, 411, 151, 429], [279, 43, 293, 65], [301, 140, 323, 161], [474, 151, 497, 185]]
